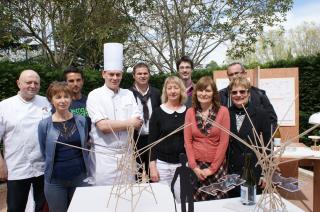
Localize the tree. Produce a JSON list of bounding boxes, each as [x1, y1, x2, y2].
[[205, 60, 219, 71], [0, 4, 27, 50], [227, 22, 320, 64], [0, 0, 130, 68], [289, 22, 320, 57], [118, 0, 293, 72]]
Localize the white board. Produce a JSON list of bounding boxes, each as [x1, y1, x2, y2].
[[259, 78, 295, 126], [216, 78, 230, 91]]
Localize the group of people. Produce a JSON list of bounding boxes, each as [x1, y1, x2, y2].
[[0, 43, 277, 212]]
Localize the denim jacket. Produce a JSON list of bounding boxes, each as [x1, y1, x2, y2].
[[38, 114, 89, 182]]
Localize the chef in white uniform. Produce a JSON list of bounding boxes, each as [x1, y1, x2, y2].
[[87, 43, 143, 185]]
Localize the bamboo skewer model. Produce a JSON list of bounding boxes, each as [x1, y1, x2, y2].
[[204, 104, 320, 212], [54, 91, 320, 212], [106, 123, 191, 212], [54, 122, 190, 212], [54, 109, 319, 212]]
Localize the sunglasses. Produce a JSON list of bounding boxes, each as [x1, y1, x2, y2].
[[231, 89, 248, 95]]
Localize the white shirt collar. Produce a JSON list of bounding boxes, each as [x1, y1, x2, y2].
[[160, 104, 186, 114], [104, 85, 120, 97], [17, 92, 35, 104], [134, 84, 150, 96]]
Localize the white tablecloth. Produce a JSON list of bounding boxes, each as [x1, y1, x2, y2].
[[68, 183, 303, 212], [281, 146, 320, 158]]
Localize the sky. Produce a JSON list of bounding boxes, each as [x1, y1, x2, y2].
[[207, 0, 320, 65]]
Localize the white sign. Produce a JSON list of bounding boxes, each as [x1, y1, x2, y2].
[[216, 78, 230, 91], [259, 78, 295, 126]]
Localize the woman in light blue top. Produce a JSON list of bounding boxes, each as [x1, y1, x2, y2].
[[38, 81, 89, 212]]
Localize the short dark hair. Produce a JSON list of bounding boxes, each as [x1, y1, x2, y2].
[[227, 62, 245, 73], [63, 66, 84, 81], [46, 81, 73, 103], [176, 56, 194, 70], [132, 63, 150, 75]]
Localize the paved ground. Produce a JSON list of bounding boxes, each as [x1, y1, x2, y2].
[[0, 169, 313, 212]]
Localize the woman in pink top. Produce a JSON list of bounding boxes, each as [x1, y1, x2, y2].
[[184, 76, 230, 201]]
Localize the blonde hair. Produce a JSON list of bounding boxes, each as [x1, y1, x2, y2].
[[228, 76, 251, 91], [161, 76, 187, 105]]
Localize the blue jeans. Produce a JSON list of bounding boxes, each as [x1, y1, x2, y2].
[[7, 175, 45, 212], [44, 173, 89, 212]]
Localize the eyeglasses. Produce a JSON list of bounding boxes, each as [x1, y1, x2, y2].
[[231, 89, 248, 95], [227, 71, 245, 77], [179, 66, 192, 70]]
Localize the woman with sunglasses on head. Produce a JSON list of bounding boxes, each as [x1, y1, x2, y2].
[[227, 76, 271, 197], [184, 76, 230, 201]]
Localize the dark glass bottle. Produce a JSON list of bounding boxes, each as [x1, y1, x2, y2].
[[240, 153, 256, 205]]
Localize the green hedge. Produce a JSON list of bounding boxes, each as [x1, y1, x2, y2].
[[0, 60, 62, 98], [257, 55, 320, 145], [0, 61, 214, 99]]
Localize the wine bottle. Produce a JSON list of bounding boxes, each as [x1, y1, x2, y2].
[[240, 153, 256, 205]]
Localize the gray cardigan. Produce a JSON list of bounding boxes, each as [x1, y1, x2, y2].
[[38, 115, 89, 182]]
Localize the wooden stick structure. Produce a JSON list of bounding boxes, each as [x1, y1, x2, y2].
[[105, 123, 190, 212], [55, 122, 189, 212], [204, 105, 320, 212], [106, 126, 157, 212], [53, 93, 320, 211]]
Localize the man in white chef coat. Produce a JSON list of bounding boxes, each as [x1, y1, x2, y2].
[[87, 43, 142, 185], [0, 70, 51, 212]]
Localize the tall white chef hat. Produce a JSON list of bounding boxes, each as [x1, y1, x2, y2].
[[103, 43, 123, 72]]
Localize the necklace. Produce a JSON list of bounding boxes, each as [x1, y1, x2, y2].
[[61, 122, 68, 134], [54, 118, 76, 139]]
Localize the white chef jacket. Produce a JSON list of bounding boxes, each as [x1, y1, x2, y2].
[[0, 94, 51, 180], [87, 85, 141, 185]]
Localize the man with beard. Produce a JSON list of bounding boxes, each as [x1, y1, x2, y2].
[[63, 66, 91, 128]]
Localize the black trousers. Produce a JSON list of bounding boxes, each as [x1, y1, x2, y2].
[[135, 134, 150, 176], [7, 175, 45, 212]]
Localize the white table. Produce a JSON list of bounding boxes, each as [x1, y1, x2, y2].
[[68, 183, 303, 212]]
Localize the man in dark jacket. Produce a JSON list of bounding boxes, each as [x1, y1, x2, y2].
[[219, 62, 278, 129], [129, 63, 161, 177]]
